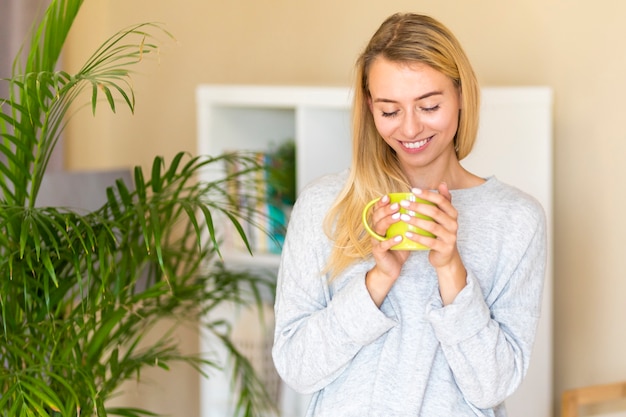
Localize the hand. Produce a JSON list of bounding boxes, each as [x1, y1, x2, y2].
[[365, 194, 411, 306], [401, 183, 467, 304]]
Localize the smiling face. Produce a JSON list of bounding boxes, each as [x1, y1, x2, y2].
[[367, 57, 462, 185]]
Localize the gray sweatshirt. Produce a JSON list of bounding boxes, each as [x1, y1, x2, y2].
[[272, 171, 547, 417]]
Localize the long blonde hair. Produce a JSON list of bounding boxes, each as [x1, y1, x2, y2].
[[323, 13, 480, 278]]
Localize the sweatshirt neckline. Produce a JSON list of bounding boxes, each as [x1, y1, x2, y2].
[[449, 176, 497, 197]]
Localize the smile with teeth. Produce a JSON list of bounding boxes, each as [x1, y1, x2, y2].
[[401, 136, 432, 149]]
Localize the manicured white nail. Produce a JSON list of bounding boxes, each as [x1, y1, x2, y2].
[[394, 235, 403, 242], [382, 195, 390, 203], [390, 203, 399, 210], [400, 200, 410, 208], [411, 188, 423, 195], [400, 214, 411, 222], [392, 212, 400, 220], [405, 231, 414, 238]]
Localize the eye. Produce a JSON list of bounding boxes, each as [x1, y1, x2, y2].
[[381, 110, 399, 118], [421, 104, 440, 113]]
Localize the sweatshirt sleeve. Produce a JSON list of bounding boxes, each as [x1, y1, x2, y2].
[[425, 199, 547, 409], [272, 183, 397, 394]]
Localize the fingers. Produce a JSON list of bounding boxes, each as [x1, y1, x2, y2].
[[368, 195, 410, 282], [400, 185, 458, 252], [408, 186, 457, 223], [377, 234, 403, 252], [369, 187, 457, 251], [370, 194, 401, 237]]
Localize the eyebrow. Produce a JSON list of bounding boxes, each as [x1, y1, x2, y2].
[[373, 91, 443, 103]]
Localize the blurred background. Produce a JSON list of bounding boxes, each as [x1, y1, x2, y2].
[[3, 0, 626, 416]]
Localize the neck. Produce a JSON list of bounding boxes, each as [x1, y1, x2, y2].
[[404, 155, 483, 191]]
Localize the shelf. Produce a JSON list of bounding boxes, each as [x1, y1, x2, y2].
[[196, 85, 353, 268], [220, 250, 281, 271]]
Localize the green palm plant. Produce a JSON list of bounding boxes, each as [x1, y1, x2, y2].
[[0, 1, 276, 416]]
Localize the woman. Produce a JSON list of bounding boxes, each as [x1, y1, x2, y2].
[[272, 13, 546, 416]]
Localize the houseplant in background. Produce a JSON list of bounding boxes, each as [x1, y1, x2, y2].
[[0, 0, 276, 416], [265, 140, 296, 253]]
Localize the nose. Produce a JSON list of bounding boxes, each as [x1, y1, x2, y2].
[[400, 110, 423, 139]]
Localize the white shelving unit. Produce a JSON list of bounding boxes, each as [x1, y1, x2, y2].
[[196, 85, 353, 191], [196, 85, 353, 267], [196, 84, 553, 417], [196, 85, 353, 417]]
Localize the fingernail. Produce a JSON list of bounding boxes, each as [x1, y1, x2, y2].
[[382, 195, 390, 203], [400, 214, 411, 222], [392, 212, 400, 220], [405, 231, 414, 238], [390, 203, 399, 210], [400, 200, 410, 208], [412, 188, 423, 195], [394, 235, 403, 242]]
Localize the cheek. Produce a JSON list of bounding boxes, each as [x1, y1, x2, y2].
[[372, 115, 397, 138], [430, 110, 459, 133]]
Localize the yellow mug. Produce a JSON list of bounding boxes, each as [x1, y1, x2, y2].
[[362, 192, 436, 250]]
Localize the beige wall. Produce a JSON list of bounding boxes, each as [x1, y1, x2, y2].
[[64, 1, 626, 416]]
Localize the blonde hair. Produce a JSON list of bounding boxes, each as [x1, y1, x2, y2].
[[323, 13, 480, 278]]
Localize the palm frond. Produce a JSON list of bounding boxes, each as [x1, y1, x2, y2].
[[0, 0, 279, 416]]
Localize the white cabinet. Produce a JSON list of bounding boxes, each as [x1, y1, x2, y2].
[[196, 85, 553, 417]]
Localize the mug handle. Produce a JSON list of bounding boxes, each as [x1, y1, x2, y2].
[[362, 198, 386, 242]]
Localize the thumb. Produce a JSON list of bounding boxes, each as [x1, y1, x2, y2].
[[438, 181, 452, 202]]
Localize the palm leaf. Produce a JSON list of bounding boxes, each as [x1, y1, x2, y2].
[[0, 0, 278, 416]]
